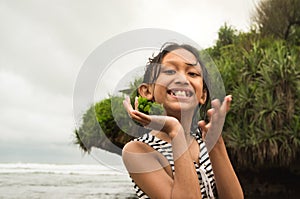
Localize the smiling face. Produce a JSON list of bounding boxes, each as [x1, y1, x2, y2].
[[152, 48, 207, 117]]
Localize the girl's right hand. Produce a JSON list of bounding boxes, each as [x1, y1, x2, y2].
[[198, 95, 232, 151], [123, 96, 182, 139]]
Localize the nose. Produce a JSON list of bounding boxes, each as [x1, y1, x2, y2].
[[174, 73, 189, 85]]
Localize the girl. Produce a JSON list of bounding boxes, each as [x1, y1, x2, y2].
[[123, 43, 243, 199]]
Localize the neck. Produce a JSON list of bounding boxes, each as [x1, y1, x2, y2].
[[152, 113, 195, 145], [171, 109, 195, 143]]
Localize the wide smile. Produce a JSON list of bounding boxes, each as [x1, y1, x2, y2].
[[166, 88, 194, 98]]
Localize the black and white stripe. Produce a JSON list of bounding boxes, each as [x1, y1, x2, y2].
[[130, 130, 217, 198]]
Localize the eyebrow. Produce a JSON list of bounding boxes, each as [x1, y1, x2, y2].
[[185, 61, 199, 66], [163, 60, 199, 67]]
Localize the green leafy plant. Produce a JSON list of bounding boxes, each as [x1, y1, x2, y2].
[[137, 96, 165, 115]]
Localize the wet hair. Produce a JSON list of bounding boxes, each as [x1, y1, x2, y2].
[[142, 42, 211, 132]]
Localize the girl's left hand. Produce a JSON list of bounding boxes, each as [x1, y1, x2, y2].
[[198, 95, 232, 152], [123, 96, 183, 138]]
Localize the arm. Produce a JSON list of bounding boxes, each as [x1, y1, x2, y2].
[[123, 96, 202, 199], [209, 136, 243, 199], [199, 96, 244, 199]]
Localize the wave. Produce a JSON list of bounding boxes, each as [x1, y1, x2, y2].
[[0, 163, 126, 175]]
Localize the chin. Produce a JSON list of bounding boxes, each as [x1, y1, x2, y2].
[[165, 103, 197, 115]]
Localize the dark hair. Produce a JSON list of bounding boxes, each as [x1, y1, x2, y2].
[[142, 42, 211, 132]]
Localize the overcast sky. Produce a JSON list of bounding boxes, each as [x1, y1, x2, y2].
[[0, 0, 259, 165]]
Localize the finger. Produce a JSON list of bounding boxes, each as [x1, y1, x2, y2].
[[131, 114, 148, 126], [217, 95, 232, 115], [134, 96, 138, 110], [206, 122, 211, 130], [126, 95, 130, 103], [198, 120, 210, 139], [207, 108, 214, 122], [224, 95, 232, 112], [198, 120, 207, 131], [123, 97, 133, 113], [198, 120, 208, 135], [132, 110, 151, 124], [123, 99, 130, 112], [211, 99, 221, 111]]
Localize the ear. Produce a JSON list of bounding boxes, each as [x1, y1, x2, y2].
[[138, 83, 154, 100], [199, 88, 207, 105]]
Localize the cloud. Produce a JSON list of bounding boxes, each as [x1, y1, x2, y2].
[[128, 0, 257, 48], [0, 0, 258, 163], [0, 0, 141, 97], [0, 71, 73, 143], [0, 4, 76, 97]]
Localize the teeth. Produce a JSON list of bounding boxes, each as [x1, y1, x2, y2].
[[173, 90, 188, 97], [174, 91, 186, 97], [168, 89, 192, 97]]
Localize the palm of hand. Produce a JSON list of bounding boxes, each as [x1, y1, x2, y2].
[[123, 96, 182, 136], [199, 95, 232, 152]]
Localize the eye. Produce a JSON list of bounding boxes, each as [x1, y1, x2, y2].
[[188, 72, 201, 77], [162, 69, 176, 75]]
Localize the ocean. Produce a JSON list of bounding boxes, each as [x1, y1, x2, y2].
[[0, 163, 137, 199]]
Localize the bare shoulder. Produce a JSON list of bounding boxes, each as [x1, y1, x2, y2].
[[122, 138, 164, 174], [122, 139, 155, 154], [123, 138, 173, 198]]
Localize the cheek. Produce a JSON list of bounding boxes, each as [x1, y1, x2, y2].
[[155, 75, 170, 87], [193, 82, 205, 102], [153, 85, 167, 102], [153, 77, 170, 96]]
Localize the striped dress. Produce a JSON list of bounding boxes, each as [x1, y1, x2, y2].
[[131, 129, 217, 199]]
